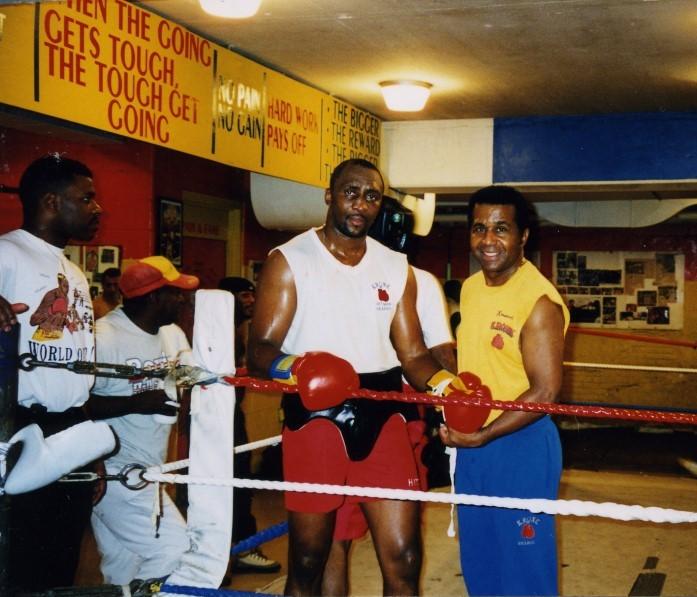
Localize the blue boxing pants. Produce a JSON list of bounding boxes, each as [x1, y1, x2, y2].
[[454, 416, 562, 597]]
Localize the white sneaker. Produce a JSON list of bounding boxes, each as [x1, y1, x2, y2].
[[233, 549, 281, 573], [678, 457, 697, 477]]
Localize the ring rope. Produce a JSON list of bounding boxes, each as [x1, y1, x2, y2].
[[141, 471, 697, 525], [233, 434, 281, 455], [564, 361, 697, 374], [146, 435, 282, 476], [568, 326, 697, 349], [230, 521, 288, 556], [160, 585, 275, 596], [225, 376, 697, 425]]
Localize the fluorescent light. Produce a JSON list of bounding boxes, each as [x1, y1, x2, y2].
[[199, 0, 262, 18], [379, 80, 432, 112]]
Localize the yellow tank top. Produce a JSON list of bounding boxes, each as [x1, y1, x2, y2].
[[456, 260, 569, 425]]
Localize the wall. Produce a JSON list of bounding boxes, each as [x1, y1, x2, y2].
[[0, 126, 155, 258], [154, 148, 247, 205], [542, 223, 697, 412], [243, 206, 295, 269], [0, 126, 251, 266], [411, 222, 469, 280]]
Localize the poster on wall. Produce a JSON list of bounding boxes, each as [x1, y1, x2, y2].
[[157, 198, 183, 266], [553, 251, 684, 329], [64, 245, 121, 299]]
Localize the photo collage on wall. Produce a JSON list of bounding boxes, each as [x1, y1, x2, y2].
[[553, 251, 684, 329], [64, 245, 121, 300]]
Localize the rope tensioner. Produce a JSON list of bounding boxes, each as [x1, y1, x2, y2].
[[18, 352, 169, 380], [60, 462, 149, 490]]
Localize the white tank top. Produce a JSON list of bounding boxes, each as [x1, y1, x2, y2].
[[412, 266, 453, 349], [278, 228, 408, 374]]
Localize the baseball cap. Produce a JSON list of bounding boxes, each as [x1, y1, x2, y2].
[[218, 276, 255, 294], [119, 256, 199, 299]]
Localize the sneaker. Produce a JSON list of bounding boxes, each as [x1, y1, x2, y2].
[[232, 549, 282, 573], [678, 457, 697, 477], [129, 576, 167, 596]]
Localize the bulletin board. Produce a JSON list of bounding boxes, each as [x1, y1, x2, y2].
[[553, 251, 684, 329], [64, 245, 121, 300]]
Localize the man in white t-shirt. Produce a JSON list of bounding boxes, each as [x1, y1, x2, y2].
[[85, 256, 199, 586], [0, 155, 103, 592]]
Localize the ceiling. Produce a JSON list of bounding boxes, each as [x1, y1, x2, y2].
[[134, 0, 697, 214], [139, 0, 697, 122]]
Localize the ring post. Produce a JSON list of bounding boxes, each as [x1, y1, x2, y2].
[[0, 323, 19, 592]]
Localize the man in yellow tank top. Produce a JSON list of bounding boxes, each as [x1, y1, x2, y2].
[[439, 185, 569, 597]]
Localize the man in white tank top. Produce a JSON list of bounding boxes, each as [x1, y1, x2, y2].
[[248, 159, 462, 596]]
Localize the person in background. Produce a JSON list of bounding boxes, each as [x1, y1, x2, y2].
[[0, 154, 102, 592], [440, 185, 569, 597], [86, 256, 199, 587], [218, 276, 281, 574], [93, 266, 122, 319], [443, 278, 462, 337]]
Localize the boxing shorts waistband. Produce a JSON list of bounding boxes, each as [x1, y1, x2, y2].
[[282, 366, 418, 461], [15, 403, 88, 438]]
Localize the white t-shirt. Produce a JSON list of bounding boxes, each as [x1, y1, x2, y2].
[[412, 266, 453, 349], [0, 229, 95, 411], [277, 228, 408, 374], [92, 307, 191, 468]]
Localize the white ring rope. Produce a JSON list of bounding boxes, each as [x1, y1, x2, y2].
[[154, 435, 282, 475], [234, 434, 282, 454], [142, 468, 697, 525], [564, 361, 697, 374]]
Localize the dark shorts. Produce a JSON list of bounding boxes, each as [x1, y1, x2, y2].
[[282, 414, 420, 512]]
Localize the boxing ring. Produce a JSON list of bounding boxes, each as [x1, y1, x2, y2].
[[2, 290, 697, 596]]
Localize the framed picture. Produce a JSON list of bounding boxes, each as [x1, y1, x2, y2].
[[157, 198, 183, 266], [247, 260, 264, 282]]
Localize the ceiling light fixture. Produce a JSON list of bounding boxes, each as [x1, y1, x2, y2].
[[379, 80, 432, 112], [199, 0, 262, 18]]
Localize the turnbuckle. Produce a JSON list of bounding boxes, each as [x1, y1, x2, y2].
[[59, 463, 149, 490], [18, 353, 170, 380]]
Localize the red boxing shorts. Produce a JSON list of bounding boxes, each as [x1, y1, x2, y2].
[[332, 418, 430, 540], [282, 414, 419, 512]]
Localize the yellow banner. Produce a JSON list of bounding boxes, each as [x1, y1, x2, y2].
[[0, 1, 380, 188]]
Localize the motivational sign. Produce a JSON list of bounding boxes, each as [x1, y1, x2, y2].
[[0, 1, 380, 188]]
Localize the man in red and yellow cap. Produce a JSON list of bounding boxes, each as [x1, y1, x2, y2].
[[85, 256, 199, 587]]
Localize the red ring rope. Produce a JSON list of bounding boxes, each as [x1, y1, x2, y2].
[[220, 375, 697, 426], [569, 326, 697, 349]]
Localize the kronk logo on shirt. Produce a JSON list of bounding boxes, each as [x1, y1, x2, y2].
[[516, 515, 541, 546], [371, 282, 393, 311], [490, 313, 516, 350]]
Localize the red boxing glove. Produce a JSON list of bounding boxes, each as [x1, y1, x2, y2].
[[443, 374, 492, 434], [427, 370, 491, 433], [270, 351, 360, 411]]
